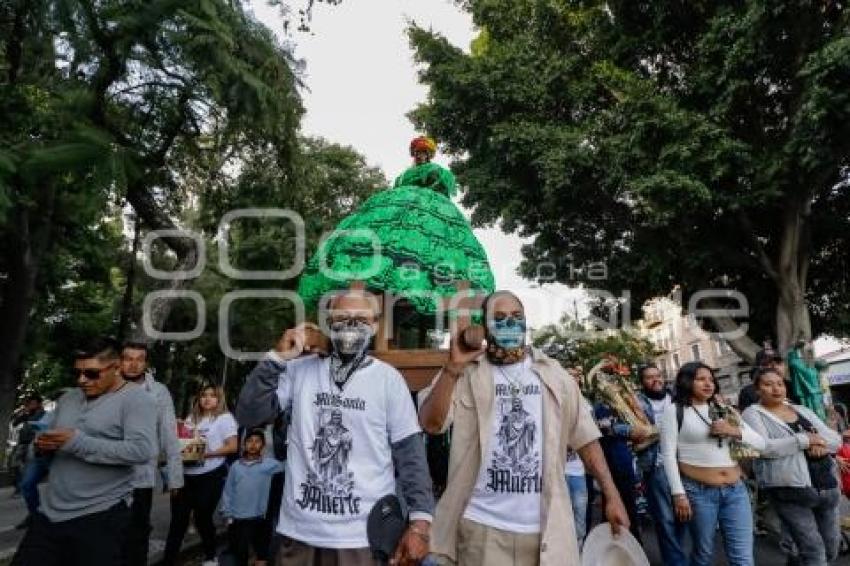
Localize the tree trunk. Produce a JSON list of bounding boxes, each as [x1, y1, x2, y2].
[[0, 182, 55, 461], [118, 214, 141, 342], [774, 197, 812, 353], [775, 280, 811, 353], [125, 180, 200, 342], [706, 307, 761, 364], [0, 250, 38, 466], [138, 251, 200, 341]]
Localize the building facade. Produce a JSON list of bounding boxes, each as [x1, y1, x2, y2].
[[823, 348, 850, 410], [638, 295, 748, 400]]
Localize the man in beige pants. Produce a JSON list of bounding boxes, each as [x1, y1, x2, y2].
[[419, 291, 629, 565]]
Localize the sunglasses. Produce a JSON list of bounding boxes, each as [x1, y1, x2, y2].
[[74, 363, 116, 381], [328, 314, 374, 326]]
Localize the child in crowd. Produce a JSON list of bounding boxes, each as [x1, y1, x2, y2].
[[221, 429, 283, 566]]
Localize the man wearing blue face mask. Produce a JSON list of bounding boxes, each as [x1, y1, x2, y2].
[[235, 290, 435, 565], [419, 290, 629, 566]]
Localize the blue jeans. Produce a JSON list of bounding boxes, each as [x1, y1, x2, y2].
[[644, 466, 687, 565], [683, 477, 754, 566], [566, 474, 589, 547], [19, 455, 50, 516]]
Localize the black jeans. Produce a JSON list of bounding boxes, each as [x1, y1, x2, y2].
[[769, 486, 841, 566], [123, 487, 153, 566], [163, 465, 227, 564], [227, 517, 272, 565], [611, 469, 642, 544], [12, 501, 130, 566], [264, 471, 284, 564]]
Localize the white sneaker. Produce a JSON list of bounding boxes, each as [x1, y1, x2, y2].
[[201, 560, 218, 566]]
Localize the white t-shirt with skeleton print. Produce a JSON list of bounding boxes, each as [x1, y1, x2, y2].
[[275, 354, 421, 548], [463, 356, 544, 533]]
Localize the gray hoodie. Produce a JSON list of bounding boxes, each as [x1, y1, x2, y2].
[[742, 403, 840, 488]]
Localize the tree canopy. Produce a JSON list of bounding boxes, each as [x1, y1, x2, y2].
[[409, 0, 850, 360], [0, 0, 381, 441]]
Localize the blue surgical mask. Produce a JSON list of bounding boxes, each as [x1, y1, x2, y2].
[[487, 316, 526, 349]]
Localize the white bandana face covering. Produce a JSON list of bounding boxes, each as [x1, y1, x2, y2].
[[329, 321, 374, 387]]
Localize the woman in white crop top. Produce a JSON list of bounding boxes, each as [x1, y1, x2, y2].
[[659, 362, 765, 566]]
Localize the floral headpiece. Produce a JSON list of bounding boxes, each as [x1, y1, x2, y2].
[[409, 136, 437, 157]]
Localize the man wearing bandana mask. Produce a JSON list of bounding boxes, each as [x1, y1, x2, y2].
[[419, 291, 629, 566], [235, 290, 434, 566]]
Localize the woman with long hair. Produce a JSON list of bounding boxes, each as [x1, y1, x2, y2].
[[163, 384, 238, 566], [659, 362, 765, 566], [742, 367, 841, 566]]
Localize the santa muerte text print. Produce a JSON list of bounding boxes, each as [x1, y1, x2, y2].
[[295, 393, 365, 516], [486, 382, 543, 494], [275, 355, 422, 547], [463, 358, 545, 532]]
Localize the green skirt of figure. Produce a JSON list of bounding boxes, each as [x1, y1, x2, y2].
[[297, 180, 495, 315]]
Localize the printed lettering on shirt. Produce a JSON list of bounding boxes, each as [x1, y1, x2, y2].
[[485, 394, 542, 494], [295, 393, 366, 516]]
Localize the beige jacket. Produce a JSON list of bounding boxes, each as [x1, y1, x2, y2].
[[418, 348, 601, 565]]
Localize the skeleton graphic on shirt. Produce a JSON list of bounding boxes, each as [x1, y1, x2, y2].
[[491, 397, 540, 478], [309, 409, 353, 495]]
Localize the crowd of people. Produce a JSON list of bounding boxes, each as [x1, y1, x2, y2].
[[6, 288, 850, 566], [577, 347, 849, 566]]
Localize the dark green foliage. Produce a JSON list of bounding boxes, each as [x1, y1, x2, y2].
[[409, 1, 850, 353]]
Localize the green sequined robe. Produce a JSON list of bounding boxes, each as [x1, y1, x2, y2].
[[297, 162, 495, 314]]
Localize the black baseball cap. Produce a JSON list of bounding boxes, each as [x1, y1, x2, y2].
[[367, 494, 406, 563]]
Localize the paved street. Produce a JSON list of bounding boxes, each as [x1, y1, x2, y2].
[[0, 485, 207, 564], [0, 483, 848, 564]]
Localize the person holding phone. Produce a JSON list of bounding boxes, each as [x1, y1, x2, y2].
[[235, 289, 434, 566], [12, 337, 156, 566], [418, 290, 629, 566]]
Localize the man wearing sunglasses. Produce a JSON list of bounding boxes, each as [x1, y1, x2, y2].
[[236, 290, 434, 566], [418, 290, 629, 566], [12, 337, 157, 566]]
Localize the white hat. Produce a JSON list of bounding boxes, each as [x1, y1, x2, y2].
[[581, 523, 649, 566]]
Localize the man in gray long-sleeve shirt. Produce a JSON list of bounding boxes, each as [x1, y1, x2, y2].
[[120, 341, 183, 566], [12, 337, 156, 566], [236, 290, 434, 565]]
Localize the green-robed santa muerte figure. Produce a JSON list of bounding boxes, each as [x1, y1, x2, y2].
[[787, 341, 828, 420], [297, 136, 495, 317]]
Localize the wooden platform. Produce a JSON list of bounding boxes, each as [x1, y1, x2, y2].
[[372, 349, 448, 391]]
